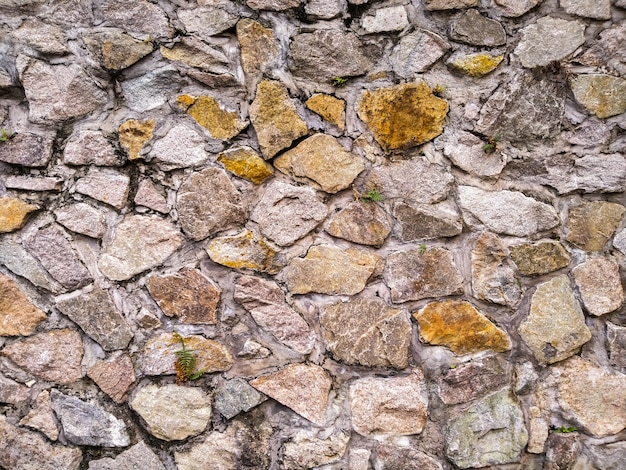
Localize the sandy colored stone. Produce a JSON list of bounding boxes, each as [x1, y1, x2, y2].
[[0, 273, 46, 336], [54, 203, 107, 238], [572, 258, 623, 316], [118, 119, 155, 160], [561, 0, 611, 19], [570, 74, 626, 119], [217, 146, 274, 184], [447, 53, 503, 77], [19, 390, 59, 440], [283, 431, 350, 470], [424, 0, 477, 9], [305, 94, 345, 130], [437, 356, 507, 405], [393, 201, 462, 241], [75, 168, 130, 209], [237, 19, 278, 77], [0, 197, 37, 233], [134, 180, 169, 213], [207, 230, 283, 275], [509, 240, 570, 276], [87, 354, 136, 403], [160, 37, 231, 73], [179, 95, 247, 141], [64, 130, 121, 166], [327, 200, 393, 247], [84, 31, 153, 71], [566, 201, 625, 252]]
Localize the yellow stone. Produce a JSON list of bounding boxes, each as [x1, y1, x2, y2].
[[217, 147, 274, 184], [118, 119, 155, 160], [448, 53, 503, 77], [305, 94, 345, 130], [101, 36, 153, 71], [180, 95, 247, 141], [0, 197, 38, 233], [237, 19, 278, 77], [206, 230, 283, 274]]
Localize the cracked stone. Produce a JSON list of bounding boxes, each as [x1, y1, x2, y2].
[[134, 180, 169, 213], [305, 94, 345, 130], [214, 377, 267, 420], [437, 356, 507, 405], [361, 5, 408, 33], [121, 65, 183, 113], [102, 0, 173, 37], [391, 29, 450, 78], [393, 201, 463, 242], [0, 374, 29, 405], [441, 130, 506, 177], [19, 390, 59, 440], [84, 31, 153, 71], [237, 19, 278, 78]]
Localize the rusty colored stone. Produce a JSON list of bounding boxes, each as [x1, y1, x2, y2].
[[0, 274, 46, 336], [118, 119, 155, 160], [237, 19, 278, 77], [0, 197, 38, 233], [87, 354, 136, 403], [566, 201, 625, 252], [207, 230, 283, 275], [178, 95, 247, 141], [305, 94, 345, 130], [217, 147, 274, 184]]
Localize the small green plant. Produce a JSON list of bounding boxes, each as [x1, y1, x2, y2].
[[361, 188, 384, 202], [419, 243, 427, 254], [552, 426, 578, 433], [173, 331, 206, 384], [0, 128, 13, 143], [482, 134, 503, 154], [331, 76, 348, 87], [449, 364, 457, 369], [433, 84, 445, 96]]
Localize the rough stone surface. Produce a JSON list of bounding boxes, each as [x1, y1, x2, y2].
[[305, 0, 345, 19], [237, 19, 278, 78], [247, 0, 301, 10], [148, 124, 208, 169], [87, 354, 136, 404], [0, 237, 60, 292], [118, 120, 154, 161], [544, 432, 581, 470], [441, 130, 506, 176], [102, 0, 173, 37], [374, 444, 443, 470], [282, 431, 350, 469], [0, 197, 37, 233], [327, 200, 393, 246], [217, 147, 274, 184], [179, 95, 246, 141], [75, 169, 130, 209], [64, 130, 120, 166], [134, 180, 169, 213], [11, 18, 68, 54], [361, 5, 408, 33], [305, 94, 345, 130], [0, 273, 46, 336], [54, 203, 107, 238], [607, 322, 626, 369], [447, 53, 503, 77], [4, 175, 62, 191], [570, 74, 626, 119], [178, 6, 239, 38], [120, 65, 182, 113], [393, 201, 462, 241], [85, 32, 153, 71], [509, 240, 570, 276], [424, 0, 477, 9], [0, 133, 53, 167], [573, 258, 623, 316], [214, 377, 267, 419], [437, 356, 507, 405], [88, 441, 166, 470], [0, 373, 29, 404], [566, 201, 625, 252], [207, 230, 283, 275], [391, 30, 450, 78], [494, 0, 540, 16], [561, 0, 611, 19], [579, 22, 626, 76], [19, 390, 59, 440], [450, 9, 506, 46], [515, 18, 585, 68]]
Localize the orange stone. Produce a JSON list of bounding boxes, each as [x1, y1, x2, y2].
[[0, 273, 46, 336], [0, 197, 37, 233], [118, 119, 155, 160]]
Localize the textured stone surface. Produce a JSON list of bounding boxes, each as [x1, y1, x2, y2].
[[544, 432, 581, 470], [607, 322, 626, 369], [437, 356, 507, 405], [134, 180, 169, 213], [561, 0, 611, 19], [217, 147, 274, 184], [494, 0, 540, 16], [0, 197, 37, 233], [19, 390, 59, 440], [207, 230, 283, 275], [214, 377, 267, 419], [247, 0, 301, 10], [87, 354, 136, 404], [179, 6, 239, 38], [121, 65, 182, 112], [570, 74, 626, 119], [509, 240, 570, 276], [393, 201, 462, 241], [118, 119, 154, 161], [573, 258, 623, 316], [441, 130, 506, 176], [0, 273, 46, 336], [0, 373, 29, 404], [11, 18, 68, 54], [179, 95, 246, 141], [5, 175, 62, 191], [282, 431, 350, 469], [88, 441, 166, 470], [566, 201, 625, 252], [579, 22, 626, 75], [391, 30, 450, 78], [0, 133, 53, 167], [75, 169, 130, 209], [85, 32, 153, 71], [361, 5, 408, 33], [64, 130, 120, 166], [54, 203, 107, 238], [515, 18, 585, 68], [0, 237, 59, 292], [305, 94, 345, 130], [447, 53, 503, 77], [327, 200, 393, 246], [148, 124, 208, 169], [237, 19, 278, 78], [374, 444, 443, 470], [304, 0, 345, 19], [102, 0, 172, 37], [450, 9, 506, 46]]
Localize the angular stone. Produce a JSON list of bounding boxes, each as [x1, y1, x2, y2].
[[130, 384, 211, 441], [566, 201, 625, 252], [161, 37, 234, 73], [321, 298, 411, 368], [384, 248, 464, 303], [149, 125, 207, 170], [179, 95, 246, 141], [75, 168, 130, 209], [544, 432, 581, 470], [584, 441, 626, 470], [0, 133, 53, 167], [0, 273, 46, 336], [494, 0, 541, 17], [415, 300, 512, 355], [561, 0, 611, 19], [98, 215, 183, 281], [121, 65, 182, 113], [177, 168, 245, 241], [0, 237, 59, 292], [64, 130, 121, 166], [179, 6, 239, 38], [450, 9, 506, 46], [217, 146, 274, 184], [519, 275, 591, 364], [445, 390, 528, 468], [305, 94, 345, 130], [393, 201, 462, 241], [118, 119, 154, 161], [247, 0, 301, 10], [616, 227, 626, 255], [570, 74, 626, 119], [327, 200, 393, 247], [274, 133, 365, 193], [207, 230, 283, 275], [250, 180, 328, 246], [102, 0, 173, 37], [579, 22, 626, 76], [147, 268, 220, 324], [88, 441, 166, 470], [215, 377, 267, 420], [424, 0, 477, 10], [11, 19, 68, 54], [53, 203, 106, 239], [249, 80, 308, 159], [357, 82, 448, 152], [607, 322, 626, 369], [447, 52, 503, 77], [283, 244, 382, 296], [0, 198, 37, 234], [350, 371, 428, 436], [237, 19, 278, 78], [87, 354, 136, 404], [361, 5, 408, 33], [509, 240, 570, 276], [283, 431, 350, 470], [5, 176, 60, 192], [134, 180, 169, 213], [441, 130, 506, 176], [0, 374, 29, 404], [514, 18, 585, 68], [437, 356, 507, 405], [250, 363, 331, 425], [305, 0, 345, 19], [391, 29, 450, 78], [84, 32, 153, 71], [573, 258, 623, 316], [374, 444, 442, 470], [19, 390, 59, 440]]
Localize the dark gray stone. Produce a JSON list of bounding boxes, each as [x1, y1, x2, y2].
[[214, 378, 267, 420]]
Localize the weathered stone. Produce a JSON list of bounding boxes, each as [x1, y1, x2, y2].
[[519, 275, 591, 364], [607, 322, 626, 369], [0, 133, 53, 167], [445, 390, 528, 468], [384, 248, 464, 303], [584, 441, 626, 470], [327, 200, 393, 247], [305, 94, 345, 130], [374, 444, 443, 470], [162, 37, 233, 72], [0, 273, 46, 336], [321, 298, 411, 368], [178, 95, 246, 141], [179, 6, 239, 38], [19, 390, 59, 440], [208, 230, 283, 275], [274, 133, 365, 193], [283, 245, 382, 295], [447, 53, 503, 77], [54, 203, 106, 238], [564, 120, 613, 147], [573, 258, 623, 316], [450, 9, 506, 46], [414, 300, 512, 355], [249, 80, 308, 159], [88, 441, 166, 470], [544, 431, 581, 470], [615, 227, 626, 255], [494, 0, 541, 17], [102, 0, 173, 37], [130, 384, 211, 441], [579, 22, 626, 76], [305, 0, 345, 19], [84, 32, 153, 71], [64, 130, 121, 166], [566, 201, 625, 252], [237, 19, 278, 78], [570, 74, 626, 119], [214, 377, 267, 420], [350, 371, 428, 436], [561, 0, 611, 19], [250, 363, 331, 425], [514, 18, 585, 68], [217, 146, 274, 184], [75, 168, 130, 209], [98, 215, 183, 281], [247, 0, 300, 10], [121, 65, 182, 113], [118, 119, 154, 161], [458, 186, 559, 237], [148, 124, 208, 169], [437, 356, 507, 405], [0, 374, 29, 404], [5, 175, 62, 191], [0, 237, 59, 292], [11, 18, 68, 54], [0, 198, 37, 233], [250, 180, 328, 246], [361, 5, 408, 33], [391, 30, 450, 78], [357, 82, 448, 152], [509, 240, 570, 276], [134, 180, 169, 213], [147, 268, 220, 324], [424, 0, 477, 9], [393, 201, 463, 242], [283, 431, 350, 470], [442, 130, 506, 176], [87, 354, 136, 404], [176, 167, 245, 241]]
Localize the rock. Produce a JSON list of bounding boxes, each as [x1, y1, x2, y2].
[[249, 363, 331, 425], [0, 273, 46, 336], [19, 390, 59, 440], [75, 168, 130, 209], [560, 0, 611, 19], [134, 180, 169, 213], [249, 80, 308, 159], [118, 119, 154, 161], [274, 134, 365, 193], [176, 167, 245, 241], [178, 6, 239, 37], [327, 200, 393, 247], [544, 432, 581, 470], [572, 258, 623, 316], [0, 237, 59, 292], [130, 384, 211, 441], [579, 22, 626, 76], [570, 74, 626, 119], [437, 356, 507, 405], [207, 230, 283, 275], [147, 268, 221, 324], [450, 9, 506, 46], [64, 130, 121, 166], [393, 201, 462, 241], [519, 275, 591, 364], [305, 0, 345, 19], [357, 82, 448, 152], [247, 0, 301, 10], [320, 297, 411, 368], [88, 441, 166, 470], [102, 0, 173, 37], [0, 132, 53, 167], [447, 52, 503, 77], [390, 30, 450, 78], [0, 415, 82, 470], [616, 228, 626, 255], [493, 0, 541, 17], [607, 322, 626, 369], [26, 224, 93, 290], [414, 300, 512, 355], [0, 374, 29, 404], [282, 431, 350, 469], [217, 146, 274, 184], [178, 95, 246, 141], [457, 186, 559, 237], [349, 448, 371, 470], [563, 120, 613, 147], [373, 444, 443, 470], [148, 124, 208, 169], [215, 377, 267, 419], [98, 215, 183, 281], [283, 244, 382, 295], [87, 354, 136, 403], [584, 441, 626, 470], [250, 180, 328, 246], [441, 130, 506, 176], [85, 32, 153, 71], [514, 18, 585, 68], [509, 240, 570, 276], [237, 19, 278, 78], [384, 248, 464, 303], [424, 0, 477, 9], [121, 65, 182, 113], [361, 5, 408, 33], [11, 19, 68, 54], [5, 176, 62, 191], [445, 390, 528, 468], [566, 201, 625, 252], [305, 94, 345, 130]]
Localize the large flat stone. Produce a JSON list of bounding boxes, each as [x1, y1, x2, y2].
[[120, 65, 183, 113], [4, 176, 60, 192], [566, 201, 625, 252], [237, 19, 278, 79], [441, 130, 506, 176], [179, 6, 239, 38], [361, 5, 408, 33], [572, 258, 623, 316], [54, 203, 107, 239], [75, 168, 130, 209], [493, 0, 540, 17], [327, 200, 393, 247], [84, 31, 153, 71], [424, 0, 477, 10], [0, 133, 53, 167], [0, 273, 46, 336], [19, 390, 59, 440], [178, 95, 246, 141], [102, 0, 173, 37], [305, 94, 345, 130], [217, 147, 274, 184], [509, 240, 570, 276], [207, 230, 283, 275], [393, 201, 462, 241], [437, 356, 507, 405], [0, 237, 59, 292], [561, 0, 611, 19], [570, 74, 626, 119], [373, 444, 442, 470], [64, 130, 122, 166]]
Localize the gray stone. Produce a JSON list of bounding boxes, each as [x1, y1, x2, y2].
[[63, 131, 122, 166], [327, 200, 393, 246], [570, 74, 626, 119], [54, 203, 107, 238], [585, 441, 626, 470], [579, 22, 626, 76], [374, 444, 442, 470], [493, 0, 541, 17], [0, 373, 29, 404], [149, 125, 207, 170], [618, 0, 626, 8], [566, 201, 625, 252], [102, 0, 173, 37], [19, 390, 59, 440], [544, 431, 581, 470], [0, 237, 59, 291], [393, 201, 462, 242], [0, 132, 53, 167], [305, 0, 345, 19], [160, 37, 233, 75], [442, 130, 506, 177], [87, 354, 136, 404], [83, 32, 154, 71], [424, 0, 477, 10], [247, 0, 301, 10], [10, 18, 68, 54], [607, 322, 626, 369], [4, 175, 62, 191], [75, 169, 130, 209], [50, 390, 130, 447], [282, 431, 350, 470], [361, 5, 408, 33], [615, 227, 626, 255], [437, 356, 507, 405], [514, 18, 585, 68], [88, 441, 166, 470], [509, 240, 570, 276], [560, 0, 611, 19], [573, 258, 623, 316], [134, 180, 169, 213], [178, 6, 239, 37], [391, 29, 450, 78], [214, 377, 267, 420], [450, 9, 506, 46], [121, 65, 183, 113], [514, 362, 538, 395], [564, 120, 613, 147]]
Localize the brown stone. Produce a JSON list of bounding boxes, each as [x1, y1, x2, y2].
[[178, 95, 247, 141], [509, 240, 570, 276], [207, 230, 283, 275], [134, 180, 169, 213], [85, 32, 153, 71], [425, 0, 477, 9], [217, 146, 274, 184], [237, 19, 278, 78], [0, 374, 29, 405], [393, 202, 462, 241], [87, 353, 136, 403], [567, 201, 625, 251], [118, 119, 155, 160], [306, 94, 345, 130], [327, 200, 393, 247], [437, 356, 507, 405], [0, 197, 38, 233], [544, 432, 581, 470], [0, 273, 46, 336], [19, 390, 59, 440], [572, 258, 624, 316]]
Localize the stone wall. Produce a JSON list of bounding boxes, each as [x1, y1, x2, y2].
[[1, 0, 626, 468]]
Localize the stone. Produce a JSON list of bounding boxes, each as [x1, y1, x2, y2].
[[88, 441, 166, 470], [26, 224, 93, 290], [572, 258, 623, 316], [282, 431, 350, 469], [327, 200, 393, 247], [570, 74, 626, 119], [19, 390, 59, 440], [441, 130, 506, 176], [178, 6, 239, 38], [208, 228, 283, 274], [134, 180, 169, 213], [250, 180, 328, 246], [437, 356, 507, 405], [53, 203, 106, 238], [447, 52, 503, 77], [584, 442, 626, 470], [274, 134, 365, 193], [178, 95, 246, 141], [283, 245, 382, 295], [247, 0, 301, 10], [616, 228, 626, 255], [250, 363, 331, 425], [393, 201, 463, 241], [98, 215, 183, 281], [10, 19, 68, 54], [0, 273, 47, 336], [305, 0, 345, 19], [4, 175, 62, 191], [384, 248, 464, 303], [519, 275, 591, 364], [176, 168, 245, 241], [445, 390, 528, 468], [566, 201, 625, 252], [161, 37, 233, 73], [0, 237, 59, 292], [130, 384, 211, 441], [553, 356, 626, 437], [0, 132, 53, 167], [64, 130, 121, 166], [0, 415, 82, 470], [0, 197, 37, 233], [607, 322, 626, 369], [217, 146, 274, 184], [305, 94, 345, 130], [87, 32, 153, 71], [350, 371, 428, 436], [0, 374, 29, 404], [121, 65, 182, 113], [390, 30, 450, 78], [249, 80, 308, 159], [450, 9, 506, 46], [373, 444, 443, 470], [237, 19, 278, 78], [118, 119, 154, 161], [214, 378, 267, 419], [87, 354, 136, 403], [148, 124, 208, 169], [424, 0, 477, 9], [579, 22, 626, 76], [75, 168, 130, 209], [514, 18, 585, 68], [361, 5, 408, 33], [560, 0, 611, 19], [414, 300, 512, 355], [50, 390, 129, 447], [321, 298, 411, 368], [357, 82, 448, 152], [564, 120, 613, 147], [544, 432, 581, 470], [494, 0, 541, 17], [102, 0, 173, 37], [147, 268, 220, 324], [509, 240, 570, 276], [458, 186, 559, 237]]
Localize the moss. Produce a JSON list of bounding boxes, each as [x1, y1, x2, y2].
[[450, 54, 503, 77]]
